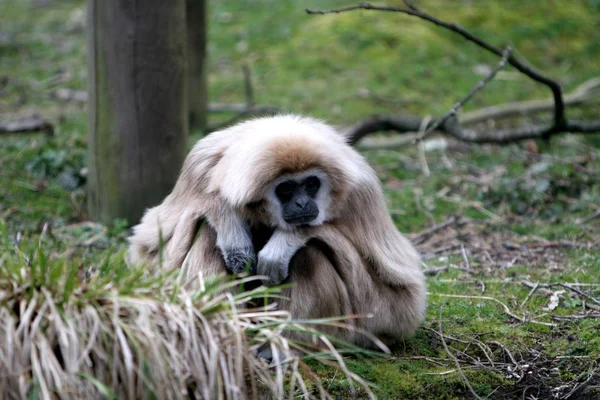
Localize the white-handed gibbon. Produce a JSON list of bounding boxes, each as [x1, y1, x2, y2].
[[128, 115, 427, 348]]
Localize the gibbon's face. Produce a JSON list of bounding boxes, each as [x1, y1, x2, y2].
[[266, 169, 331, 229]]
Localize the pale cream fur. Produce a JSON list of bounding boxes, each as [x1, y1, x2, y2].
[[128, 114, 427, 347]]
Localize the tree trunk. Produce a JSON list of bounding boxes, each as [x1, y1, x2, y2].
[[187, 0, 208, 132], [87, 0, 188, 225]]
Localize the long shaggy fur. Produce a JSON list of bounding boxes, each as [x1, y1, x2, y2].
[[128, 114, 427, 347]]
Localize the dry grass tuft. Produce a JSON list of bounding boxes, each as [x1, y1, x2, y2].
[[0, 220, 375, 399]]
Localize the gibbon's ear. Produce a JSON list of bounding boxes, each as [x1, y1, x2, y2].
[[337, 169, 424, 288]]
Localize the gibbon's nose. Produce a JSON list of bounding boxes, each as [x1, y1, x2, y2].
[[295, 196, 310, 209]]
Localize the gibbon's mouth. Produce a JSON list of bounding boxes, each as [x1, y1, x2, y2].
[[284, 212, 318, 225]]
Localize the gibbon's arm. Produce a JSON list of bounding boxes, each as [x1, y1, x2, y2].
[[129, 127, 249, 270], [256, 229, 308, 285], [130, 192, 255, 274], [205, 202, 256, 274], [339, 173, 424, 288]]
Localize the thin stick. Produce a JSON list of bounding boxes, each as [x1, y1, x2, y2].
[[242, 64, 254, 107], [438, 305, 484, 400], [410, 216, 457, 244], [579, 208, 600, 224], [417, 116, 432, 176], [0, 114, 54, 136], [522, 280, 600, 307], [430, 293, 557, 327], [520, 281, 540, 309], [419, 47, 513, 140], [461, 244, 471, 271]]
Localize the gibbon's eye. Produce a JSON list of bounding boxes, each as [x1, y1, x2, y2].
[[304, 176, 321, 195], [275, 180, 297, 200]]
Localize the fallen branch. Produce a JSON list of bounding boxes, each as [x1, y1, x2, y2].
[[308, 2, 600, 144], [461, 76, 600, 125], [50, 88, 279, 116], [344, 115, 600, 145], [0, 114, 54, 136], [410, 216, 457, 245], [53, 88, 88, 103], [423, 266, 448, 276]]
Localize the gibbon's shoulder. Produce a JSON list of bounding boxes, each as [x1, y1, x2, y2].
[[203, 114, 375, 206]]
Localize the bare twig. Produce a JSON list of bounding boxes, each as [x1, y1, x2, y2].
[[418, 47, 512, 140], [421, 244, 463, 260], [423, 266, 448, 276], [437, 305, 484, 400], [552, 312, 600, 320], [521, 280, 600, 307], [308, 3, 600, 144], [410, 216, 457, 244], [460, 244, 471, 271], [431, 293, 557, 327], [460, 76, 600, 125], [416, 116, 432, 176], [307, 3, 564, 124], [579, 208, 600, 224], [563, 366, 599, 399], [0, 114, 54, 136], [556, 283, 600, 306], [487, 341, 519, 369], [48, 93, 278, 116], [206, 106, 279, 132], [207, 66, 279, 132], [242, 64, 254, 107], [53, 88, 88, 103], [208, 103, 278, 113], [520, 281, 540, 309]]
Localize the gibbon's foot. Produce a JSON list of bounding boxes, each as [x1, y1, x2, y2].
[[221, 247, 256, 274], [256, 254, 289, 286], [255, 346, 290, 366]]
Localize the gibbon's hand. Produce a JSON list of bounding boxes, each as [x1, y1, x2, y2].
[[221, 246, 257, 274], [256, 252, 289, 286], [256, 230, 306, 286], [209, 206, 256, 274]]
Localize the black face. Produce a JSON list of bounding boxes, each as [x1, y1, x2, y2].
[[275, 176, 321, 225]]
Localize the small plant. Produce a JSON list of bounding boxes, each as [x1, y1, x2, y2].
[[26, 146, 87, 190]]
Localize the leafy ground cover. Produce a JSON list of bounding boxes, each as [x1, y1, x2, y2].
[[1, 0, 599, 398]]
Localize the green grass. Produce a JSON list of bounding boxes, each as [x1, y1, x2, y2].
[[1, 0, 599, 398]]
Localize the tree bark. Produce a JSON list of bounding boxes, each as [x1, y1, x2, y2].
[[87, 0, 188, 225], [187, 0, 208, 132]]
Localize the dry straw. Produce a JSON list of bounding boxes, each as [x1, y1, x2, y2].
[[0, 220, 377, 399]]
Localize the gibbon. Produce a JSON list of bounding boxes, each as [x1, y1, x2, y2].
[[128, 115, 427, 348]]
